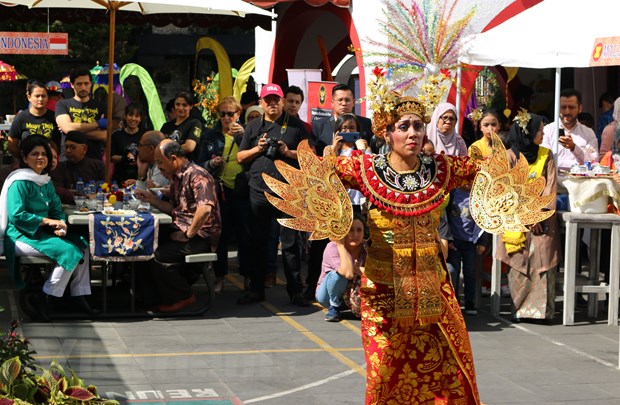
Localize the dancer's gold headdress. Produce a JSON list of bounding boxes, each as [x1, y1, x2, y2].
[[367, 67, 428, 137]]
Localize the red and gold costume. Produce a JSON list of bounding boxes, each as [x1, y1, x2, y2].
[[337, 151, 481, 405], [262, 97, 552, 404]]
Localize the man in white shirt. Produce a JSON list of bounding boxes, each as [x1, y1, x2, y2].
[[542, 88, 598, 171]]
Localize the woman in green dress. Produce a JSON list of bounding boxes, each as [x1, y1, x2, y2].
[[0, 135, 95, 321]]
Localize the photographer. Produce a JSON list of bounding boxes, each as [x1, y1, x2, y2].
[[237, 83, 310, 306]]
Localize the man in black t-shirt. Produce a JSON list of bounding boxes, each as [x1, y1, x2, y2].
[[55, 70, 107, 161], [237, 83, 310, 307]]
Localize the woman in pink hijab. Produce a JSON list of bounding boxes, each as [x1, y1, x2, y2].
[[427, 102, 468, 156]]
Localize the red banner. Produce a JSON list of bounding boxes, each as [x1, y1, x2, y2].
[[307, 81, 337, 123], [0, 32, 68, 55]]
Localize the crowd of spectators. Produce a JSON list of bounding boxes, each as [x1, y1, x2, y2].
[[1, 71, 619, 324]]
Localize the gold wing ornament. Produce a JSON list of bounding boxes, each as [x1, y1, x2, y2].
[[470, 132, 555, 234], [262, 140, 353, 240]]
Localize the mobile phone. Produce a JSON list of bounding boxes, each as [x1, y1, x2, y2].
[[340, 132, 360, 143], [558, 127, 565, 137]]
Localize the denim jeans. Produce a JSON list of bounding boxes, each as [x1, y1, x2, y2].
[[316, 271, 349, 309], [446, 238, 477, 305]]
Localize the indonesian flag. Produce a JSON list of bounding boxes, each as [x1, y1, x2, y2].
[[50, 37, 67, 51]]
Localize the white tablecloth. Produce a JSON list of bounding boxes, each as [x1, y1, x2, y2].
[[559, 176, 620, 213]]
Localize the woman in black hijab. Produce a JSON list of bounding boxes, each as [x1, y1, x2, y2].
[[497, 110, 560, 322]]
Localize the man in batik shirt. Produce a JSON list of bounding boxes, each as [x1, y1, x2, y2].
[[136, 139, 221, 312]]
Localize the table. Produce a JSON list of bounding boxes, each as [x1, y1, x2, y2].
[[65, 207, 172, 225], [560, 176, 620, 213], [64, 206, 172, 314], [562, 212, 620, 326]]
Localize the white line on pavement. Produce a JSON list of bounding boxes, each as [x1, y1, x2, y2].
[[243, 368, 360, 403]]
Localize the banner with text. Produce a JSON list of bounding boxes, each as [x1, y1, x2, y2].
[[0, 32, 68, 55], [590, 37, 620, 67], [307, 81, 337, 123]]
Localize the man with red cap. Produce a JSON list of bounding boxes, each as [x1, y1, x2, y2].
[[236, 83, 311, 306]]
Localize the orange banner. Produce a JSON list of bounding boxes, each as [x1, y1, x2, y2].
[[0, 32, 68, 55], [590, 37, 620, 67]]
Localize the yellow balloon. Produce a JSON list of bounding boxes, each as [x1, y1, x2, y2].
[[108, 194, 117, 204]]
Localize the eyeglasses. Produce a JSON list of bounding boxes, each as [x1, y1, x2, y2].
[[219, 111, 237, 117], [439, 115, 457, 123], [396, 120, 425, 132]]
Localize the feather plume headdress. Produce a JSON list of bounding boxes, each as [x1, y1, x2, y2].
[[364, 0, 475, 109], [363, 0, 476, 134]]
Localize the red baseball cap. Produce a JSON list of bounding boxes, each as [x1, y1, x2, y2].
[[260, 83, 284, 98]]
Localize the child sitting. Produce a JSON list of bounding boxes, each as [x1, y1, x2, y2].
[[315, 214, 367, 322]]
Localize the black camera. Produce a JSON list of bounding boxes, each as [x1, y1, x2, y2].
[[264, 137, 280, 158], [127, 143, 138, 163]]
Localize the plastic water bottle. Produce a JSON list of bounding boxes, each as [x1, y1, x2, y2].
[[76, 177, 84, 195], [96, 188, 105, 211], [111, 180, 119, 193], [88, 180, 96, 195], [123, 187, 131, 209]]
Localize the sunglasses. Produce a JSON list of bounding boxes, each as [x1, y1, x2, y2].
[[219, 111, 236, 117], [396, 120, 425, 132]]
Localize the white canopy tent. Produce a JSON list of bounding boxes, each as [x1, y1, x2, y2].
[[458, 0, 620, 156], [459, 0, 620, 69], [457, 0, 620, 320]]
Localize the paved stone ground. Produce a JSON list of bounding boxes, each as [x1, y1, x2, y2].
[[1, 266, 620, 404]]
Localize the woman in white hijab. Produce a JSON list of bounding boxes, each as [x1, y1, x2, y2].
[[427, 102, 468, 156]]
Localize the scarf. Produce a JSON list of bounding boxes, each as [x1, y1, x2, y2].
[[502, 147, 549, 253], [509, 113, 543, 164], [427, 103, 468, 156], [0, 168, 51, 255]]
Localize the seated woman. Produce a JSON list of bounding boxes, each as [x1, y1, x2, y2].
[[0, 135, 96, 321], [315, 214, 366, 322]]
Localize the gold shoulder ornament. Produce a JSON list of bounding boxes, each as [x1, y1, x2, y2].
[[470, 132, 555, 234], [262, 140, 353, 240]]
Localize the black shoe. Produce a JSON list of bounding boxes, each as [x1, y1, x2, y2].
[[237, 291, 265, 305], [290, 293, 310, 307], [73, 296, 100, 316]]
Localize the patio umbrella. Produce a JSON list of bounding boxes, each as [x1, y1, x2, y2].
[[0, 60, 18, 82], [0, 60, 28, 113], [9, 0, 275, 181]]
